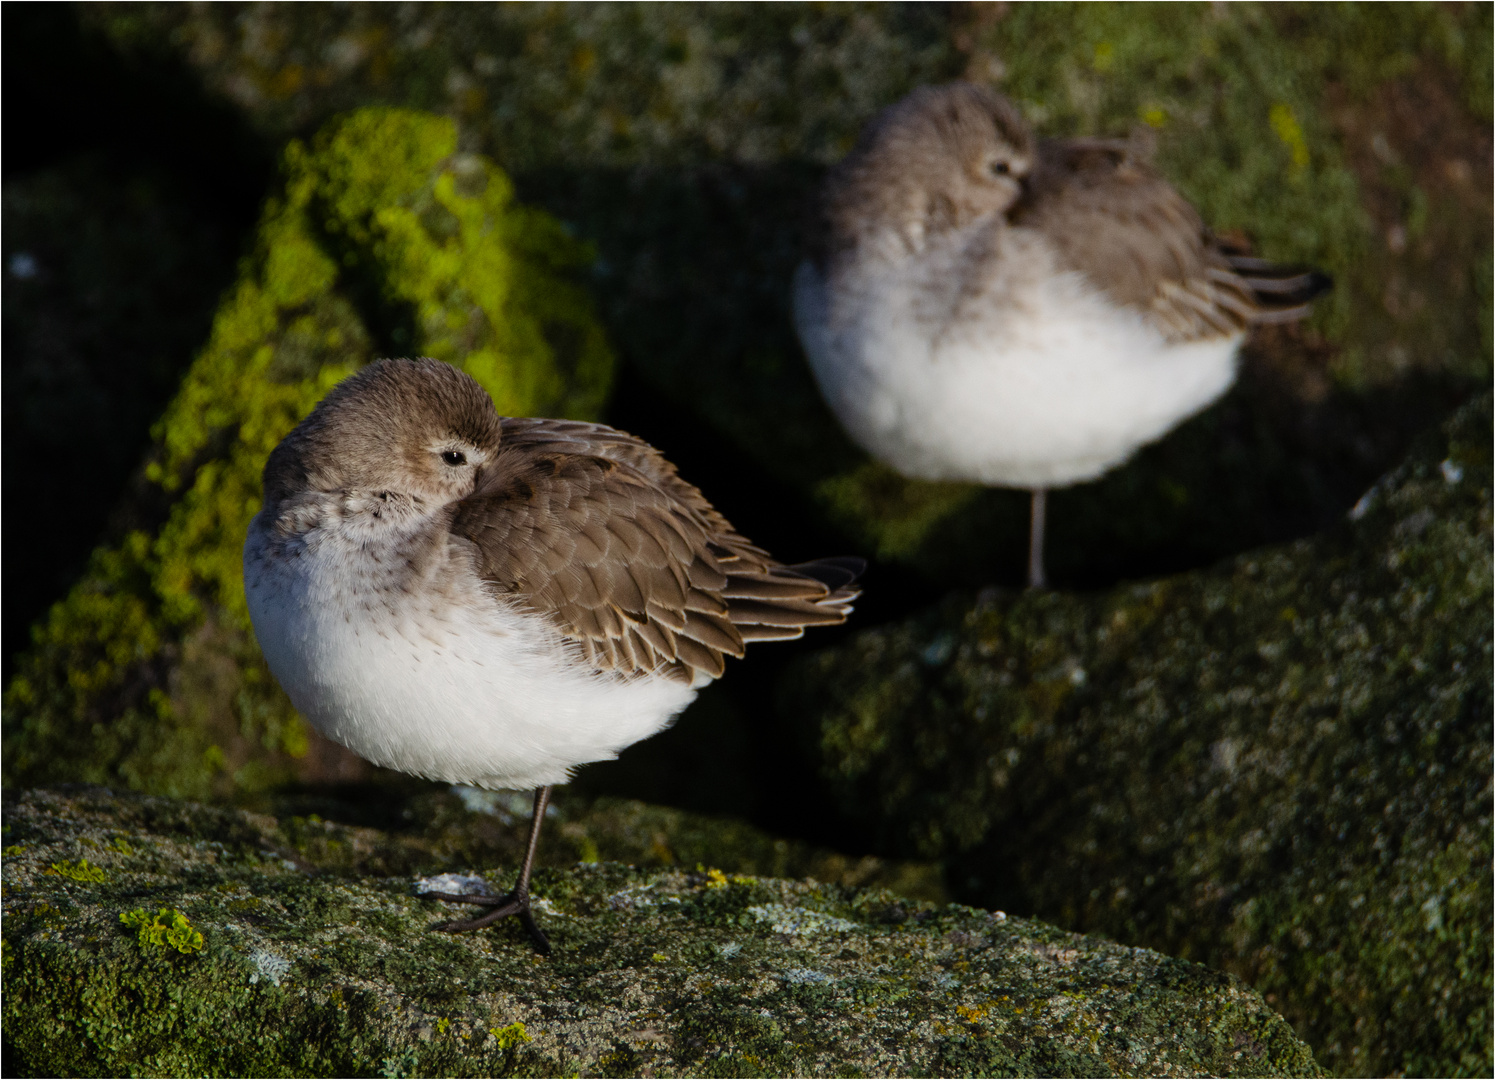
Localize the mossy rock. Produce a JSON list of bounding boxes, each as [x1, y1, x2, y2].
[[232, 781, 948, 907], [89, 4, 1492, 586], [792, 394, 1493, 1077], [1, 107, 613, 801], [2, 786, 1320, 1077]]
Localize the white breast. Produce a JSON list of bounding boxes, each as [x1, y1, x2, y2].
[[243, 513, 695, 791], [793, 221, 1242, 488]]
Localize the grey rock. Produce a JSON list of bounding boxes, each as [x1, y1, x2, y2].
[[1, 786, 1319, 1077]]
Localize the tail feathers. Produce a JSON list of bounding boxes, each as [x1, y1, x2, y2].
[[785, 556, 866, 593], [1221, 253, 1333, 323], [784, 556, 865, 612], [722, 556, 865, 642]]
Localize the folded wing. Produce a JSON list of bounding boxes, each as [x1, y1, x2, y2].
[[1015, 138, 1330, 343], [451, 418, 862, 683]]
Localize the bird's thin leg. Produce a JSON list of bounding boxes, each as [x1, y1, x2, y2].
[[1027, 488, 1047, 590], [417, 785, 553, 954]]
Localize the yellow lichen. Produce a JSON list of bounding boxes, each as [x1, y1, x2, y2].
[[489, 1022, 531, 1050], [45, 859, 107, 883], [120, 907, 205, 954], [1268, 102, 1310, 176]]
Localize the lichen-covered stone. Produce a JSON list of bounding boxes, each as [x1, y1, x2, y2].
[[1, 108, 612, 801], [235, 782, 949, 906], [88, 4, 1492, 586], [2, 786, 1320, 1077], [792, 394, 1493, 1077]]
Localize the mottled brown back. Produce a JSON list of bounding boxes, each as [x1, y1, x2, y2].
[[806, 83, 1328, 342], [1014, 138, 1324, 341], [453, 418, 861, 684]]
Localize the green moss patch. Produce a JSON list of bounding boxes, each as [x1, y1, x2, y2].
[[2, 107, 612, 800], [46, 859, 107, 884], [121, 907, 206, 955]]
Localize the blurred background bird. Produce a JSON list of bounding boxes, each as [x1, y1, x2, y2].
[[794, 82, 1331, 587]]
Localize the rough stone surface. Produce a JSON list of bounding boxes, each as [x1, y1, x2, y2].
[[2, 787, 1320, 1077], [235, 781, 950, 907], [793, 395, 1493, 1077]]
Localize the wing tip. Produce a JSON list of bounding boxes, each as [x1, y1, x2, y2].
[[784, 556, 867, 592]]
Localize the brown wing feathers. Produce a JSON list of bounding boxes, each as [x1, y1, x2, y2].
[[451, 419, 861, 684], [1016, 139, 1329, 342]]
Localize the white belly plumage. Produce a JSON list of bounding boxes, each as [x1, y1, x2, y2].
[[793, 225, 1242, 488], [243, 519, 695, 791]]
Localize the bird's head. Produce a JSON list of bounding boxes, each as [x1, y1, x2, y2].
[[900, 82, 1035, 216], [262, 357, 503, 510], [819, 83, 1036, 256]]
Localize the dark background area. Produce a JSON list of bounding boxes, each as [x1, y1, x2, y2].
[[2, 5, 270, 678]]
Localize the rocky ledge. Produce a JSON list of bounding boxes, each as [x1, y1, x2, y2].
[[2, 787, 1317, 1077], [792, 394, 1492, 1077]]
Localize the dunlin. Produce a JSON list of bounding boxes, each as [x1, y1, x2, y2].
[[243, 358, 862, 952], [794, 82, 1329, 587]]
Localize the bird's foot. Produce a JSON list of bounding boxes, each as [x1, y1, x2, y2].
[[418, 888, 550, 954]]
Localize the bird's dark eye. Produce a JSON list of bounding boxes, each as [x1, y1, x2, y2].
[[441, 450, 467, 466], [991, 160, 1011, 176]]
